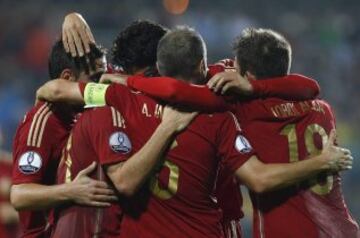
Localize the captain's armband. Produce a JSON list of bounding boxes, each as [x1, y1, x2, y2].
[[84, 83, 109, 107]]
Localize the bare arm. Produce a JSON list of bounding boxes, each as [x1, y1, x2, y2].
[[106, 107, 197, 197], [235, 131, 352, 193], [36, 79, 84, 104], [10, 162, 116, 211], [11, 183, 81, 211]]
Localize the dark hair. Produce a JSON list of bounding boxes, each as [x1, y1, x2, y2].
[[111, 20, 168, 76], [233, 28, 292, 79], [48, 40, 105, 79], [157, 26, 206, 80]]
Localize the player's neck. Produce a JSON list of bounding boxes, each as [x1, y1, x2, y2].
[[51, 102, 80, 126]]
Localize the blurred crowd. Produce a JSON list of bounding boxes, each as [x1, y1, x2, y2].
[[0, 0, 359, 236]]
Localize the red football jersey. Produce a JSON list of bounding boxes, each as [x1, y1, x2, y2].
[[234, 98, 360, 238], [52, 106, 123, 238], [87, 83, 255, 238], [124, 66, 319, 238], [215, 167, 243, 238], [12, 102, 73, 238]]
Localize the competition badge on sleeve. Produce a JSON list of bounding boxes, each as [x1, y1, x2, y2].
[[109, 131, 132, 154], [235, 135, 252, 154], [18, 151, 42, 174]]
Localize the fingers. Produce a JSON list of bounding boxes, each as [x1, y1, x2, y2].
[[94, 187, 116, 195], [66, 30, 78, 57], [221, 81, 234, 95], [69, 28, 85, 57], [92, 194, 118, 202], [341, 155, 353, 169], [86, 28, 96, 43], [207, 75, 231, 93], [85, 201, 111, 207], [62, 30, 70, 53], [332, 154, 353, 171], [78, 26, 91, 54], [340, 148, 351, 155], [207, 74, 221, 89], [92, 180, 112, 190], [326, 129, 337, 147], [77, 162, 97, 176]]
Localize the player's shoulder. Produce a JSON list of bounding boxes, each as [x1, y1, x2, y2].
[[81, 106, 125, 128], [110, 83, 144, 96], [295, 98, 334, 117], [313, 99, 332, 111], [197, 111, 241, 130], [17, 102, 62, 145]]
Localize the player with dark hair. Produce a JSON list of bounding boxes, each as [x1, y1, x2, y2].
[[39, 26, 351, 237], [208, 27, 360, 238], [111, 20, 168, 76], [42, 14, 324, 238], [234, 28, 292, 79], [111, 27, 359, 237], [51, 103, 196, 238], [10, 40, 115, 238], [48, 40, 105, 82]]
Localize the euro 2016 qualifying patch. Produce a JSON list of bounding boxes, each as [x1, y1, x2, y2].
[[109, 131, 132, 154], [18, 151, 42, 174], [235, 135, 252, 154]]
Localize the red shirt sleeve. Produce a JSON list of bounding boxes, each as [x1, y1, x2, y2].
[[251, 74, 320, 100], [103, 83, 137, 112], [12, 105, 61, 184], [216, 113, 256, 174], [127, 75, 229, 112], [207, 59, 235, 78], [78, 82, 87, 97], [89, 107, 133, 165]]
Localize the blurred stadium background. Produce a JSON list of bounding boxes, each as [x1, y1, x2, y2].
[[0, 0, 359, 237]]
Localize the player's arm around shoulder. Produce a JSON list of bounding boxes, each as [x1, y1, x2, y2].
[[11, 162, 117, 211], [36, 79, 85, 105], [10, 109, 116, 210], [105, 106, 197, 197], [234, 130, 353, 193]]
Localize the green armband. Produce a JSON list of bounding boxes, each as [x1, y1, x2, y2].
[[84, 83, 109, 107]]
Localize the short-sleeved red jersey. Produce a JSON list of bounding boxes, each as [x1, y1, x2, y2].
[[122, 66, 319, 238], [215, 167, 243, 238], [12, 102, 73, 238], [234, 98, 360, 238], [52, 106, 123, 238], [118, 69, 358, 237], [94, 84, 255, 238]]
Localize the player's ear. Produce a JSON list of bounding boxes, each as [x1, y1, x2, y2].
[[156, 61, 160, 73], [59, 69, 73, 81], [198, 59, 206, 76]]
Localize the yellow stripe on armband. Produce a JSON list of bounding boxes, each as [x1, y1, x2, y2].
[[84, 83, 109, 107]]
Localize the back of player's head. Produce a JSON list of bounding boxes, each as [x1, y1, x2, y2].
[[233, 28, 292, 79], [157, 26, 207, 81], [111, 20, 168, 76], [48, 40, 105, 79]]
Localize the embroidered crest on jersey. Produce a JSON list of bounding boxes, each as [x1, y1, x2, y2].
[[18, 151, 42, 174], [235, 135, 252, 154], [109, 132, 132, 154]]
